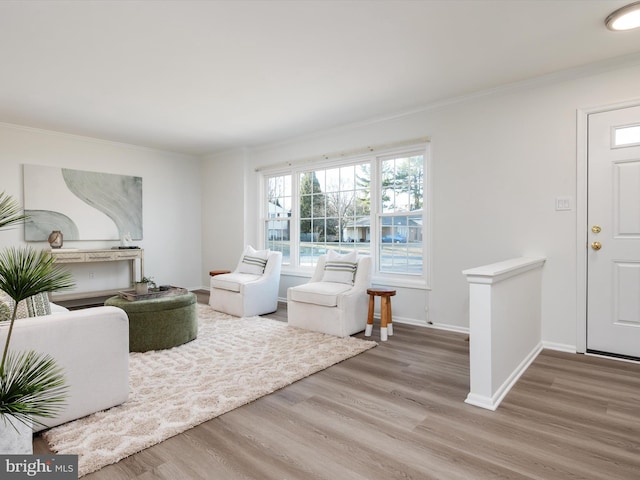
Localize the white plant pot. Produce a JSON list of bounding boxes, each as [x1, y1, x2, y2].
[[135, 283, 149, 295], [0, 415, 33, 454]]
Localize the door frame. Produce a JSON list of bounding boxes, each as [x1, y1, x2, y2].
[[576, 98, 640, 353]]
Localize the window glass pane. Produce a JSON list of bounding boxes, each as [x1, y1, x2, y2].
[[379, 153, 424, 274], [381, 216, 408, 243], [407, 213, 423, 243], [340, 165, 355, 190], [356, 189, 370, 216], [381, 155, 424, 213], [379, 213, 422, 274], [325, 168, 340, 192], [614, 124, 640, 147], [266, 174, 291, 264], [344, 215, 370, 243], [381, 159, 396, 213], [379, 242, 423, 274], [407, 155, 424, 211], [298, 162, 370, 265]]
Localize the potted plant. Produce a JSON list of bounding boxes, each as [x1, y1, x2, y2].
[[0, 191, 75, 453], [134, 276, 156, 295]]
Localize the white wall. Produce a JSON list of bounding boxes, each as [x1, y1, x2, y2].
[[201, 60, 640, 350], [0, 124, 203, 294], [200, 150, 248, 279]]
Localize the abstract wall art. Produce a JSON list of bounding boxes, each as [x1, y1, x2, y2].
[[23, 164, 143, 241]]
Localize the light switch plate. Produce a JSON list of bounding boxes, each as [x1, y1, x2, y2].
[[555, 196, 571, 211]]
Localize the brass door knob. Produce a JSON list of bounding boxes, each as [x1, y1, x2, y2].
[[591, 225, 601, 234], [591, 241, 602, 251]]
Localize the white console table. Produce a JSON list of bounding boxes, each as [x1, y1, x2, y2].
[[49, 248, 144, 302]]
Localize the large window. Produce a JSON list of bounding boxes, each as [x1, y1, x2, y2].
[[264, 143, 427, 282]]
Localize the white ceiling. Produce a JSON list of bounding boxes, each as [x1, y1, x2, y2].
[[1, 0, 640, 155]]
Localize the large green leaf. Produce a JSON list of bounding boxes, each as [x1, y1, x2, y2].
[[0, 350, 68, 428], [0, 247, 74, 303], [0, 191, 27, 231]]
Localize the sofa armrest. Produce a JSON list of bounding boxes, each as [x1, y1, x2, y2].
[[0, 306, 130, 431]]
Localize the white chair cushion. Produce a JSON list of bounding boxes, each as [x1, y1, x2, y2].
[[321, 250, 358, 284], [289, 281, 354, 307], [211, 272, 262, 292]]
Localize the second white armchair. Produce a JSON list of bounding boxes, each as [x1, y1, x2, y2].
[[210, 246, 283, 317], [287, 252, 371, 337]]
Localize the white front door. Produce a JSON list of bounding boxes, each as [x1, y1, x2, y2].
[[587, 105, 640, 359]]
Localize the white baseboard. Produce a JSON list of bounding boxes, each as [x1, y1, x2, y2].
[[424, 322, 469, 335], [542, 341, 576, 353], [465, 342, 543, 411], [382, 316, 469, 334], [390, 315, 428, 327]]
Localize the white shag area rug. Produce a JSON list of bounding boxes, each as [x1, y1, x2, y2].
[[42, 304, 376, 477]]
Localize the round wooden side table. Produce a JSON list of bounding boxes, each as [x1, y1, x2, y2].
[[365, 287, 397, 341]]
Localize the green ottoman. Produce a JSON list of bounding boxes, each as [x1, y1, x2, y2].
[[105, 292, 198, 352]]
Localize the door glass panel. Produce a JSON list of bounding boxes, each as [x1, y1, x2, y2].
[[613, 124, 640, 147]]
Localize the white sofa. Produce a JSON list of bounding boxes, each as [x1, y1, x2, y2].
[[0, 303, 129, 432]]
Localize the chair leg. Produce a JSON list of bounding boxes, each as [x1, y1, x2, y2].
[[365, 293, 374, 337], [386, 296, 393, 336], [380, 297, 389, 341]]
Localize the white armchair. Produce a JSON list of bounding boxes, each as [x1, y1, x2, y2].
[[209, 247, 283, 317], [287, 253, 371, 337]]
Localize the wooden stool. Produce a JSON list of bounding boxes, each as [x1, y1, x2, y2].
[[365, 288, 396, 341]]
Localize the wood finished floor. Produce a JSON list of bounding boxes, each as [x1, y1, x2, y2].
[[34, 294, 640, 479]]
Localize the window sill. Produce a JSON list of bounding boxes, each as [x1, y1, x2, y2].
[[281, 267, 316, 279], [371, 274, 429, 290], [280, 267, 430, 290]]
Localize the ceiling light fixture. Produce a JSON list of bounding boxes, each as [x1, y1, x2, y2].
[[606, 1, 640, 30]]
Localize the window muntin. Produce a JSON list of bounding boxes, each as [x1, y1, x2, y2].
[[381, 154, 424, 213], [262, 144, 426, 280]]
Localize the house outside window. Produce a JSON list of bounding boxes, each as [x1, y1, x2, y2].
[[263, 142, 428, 286]]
